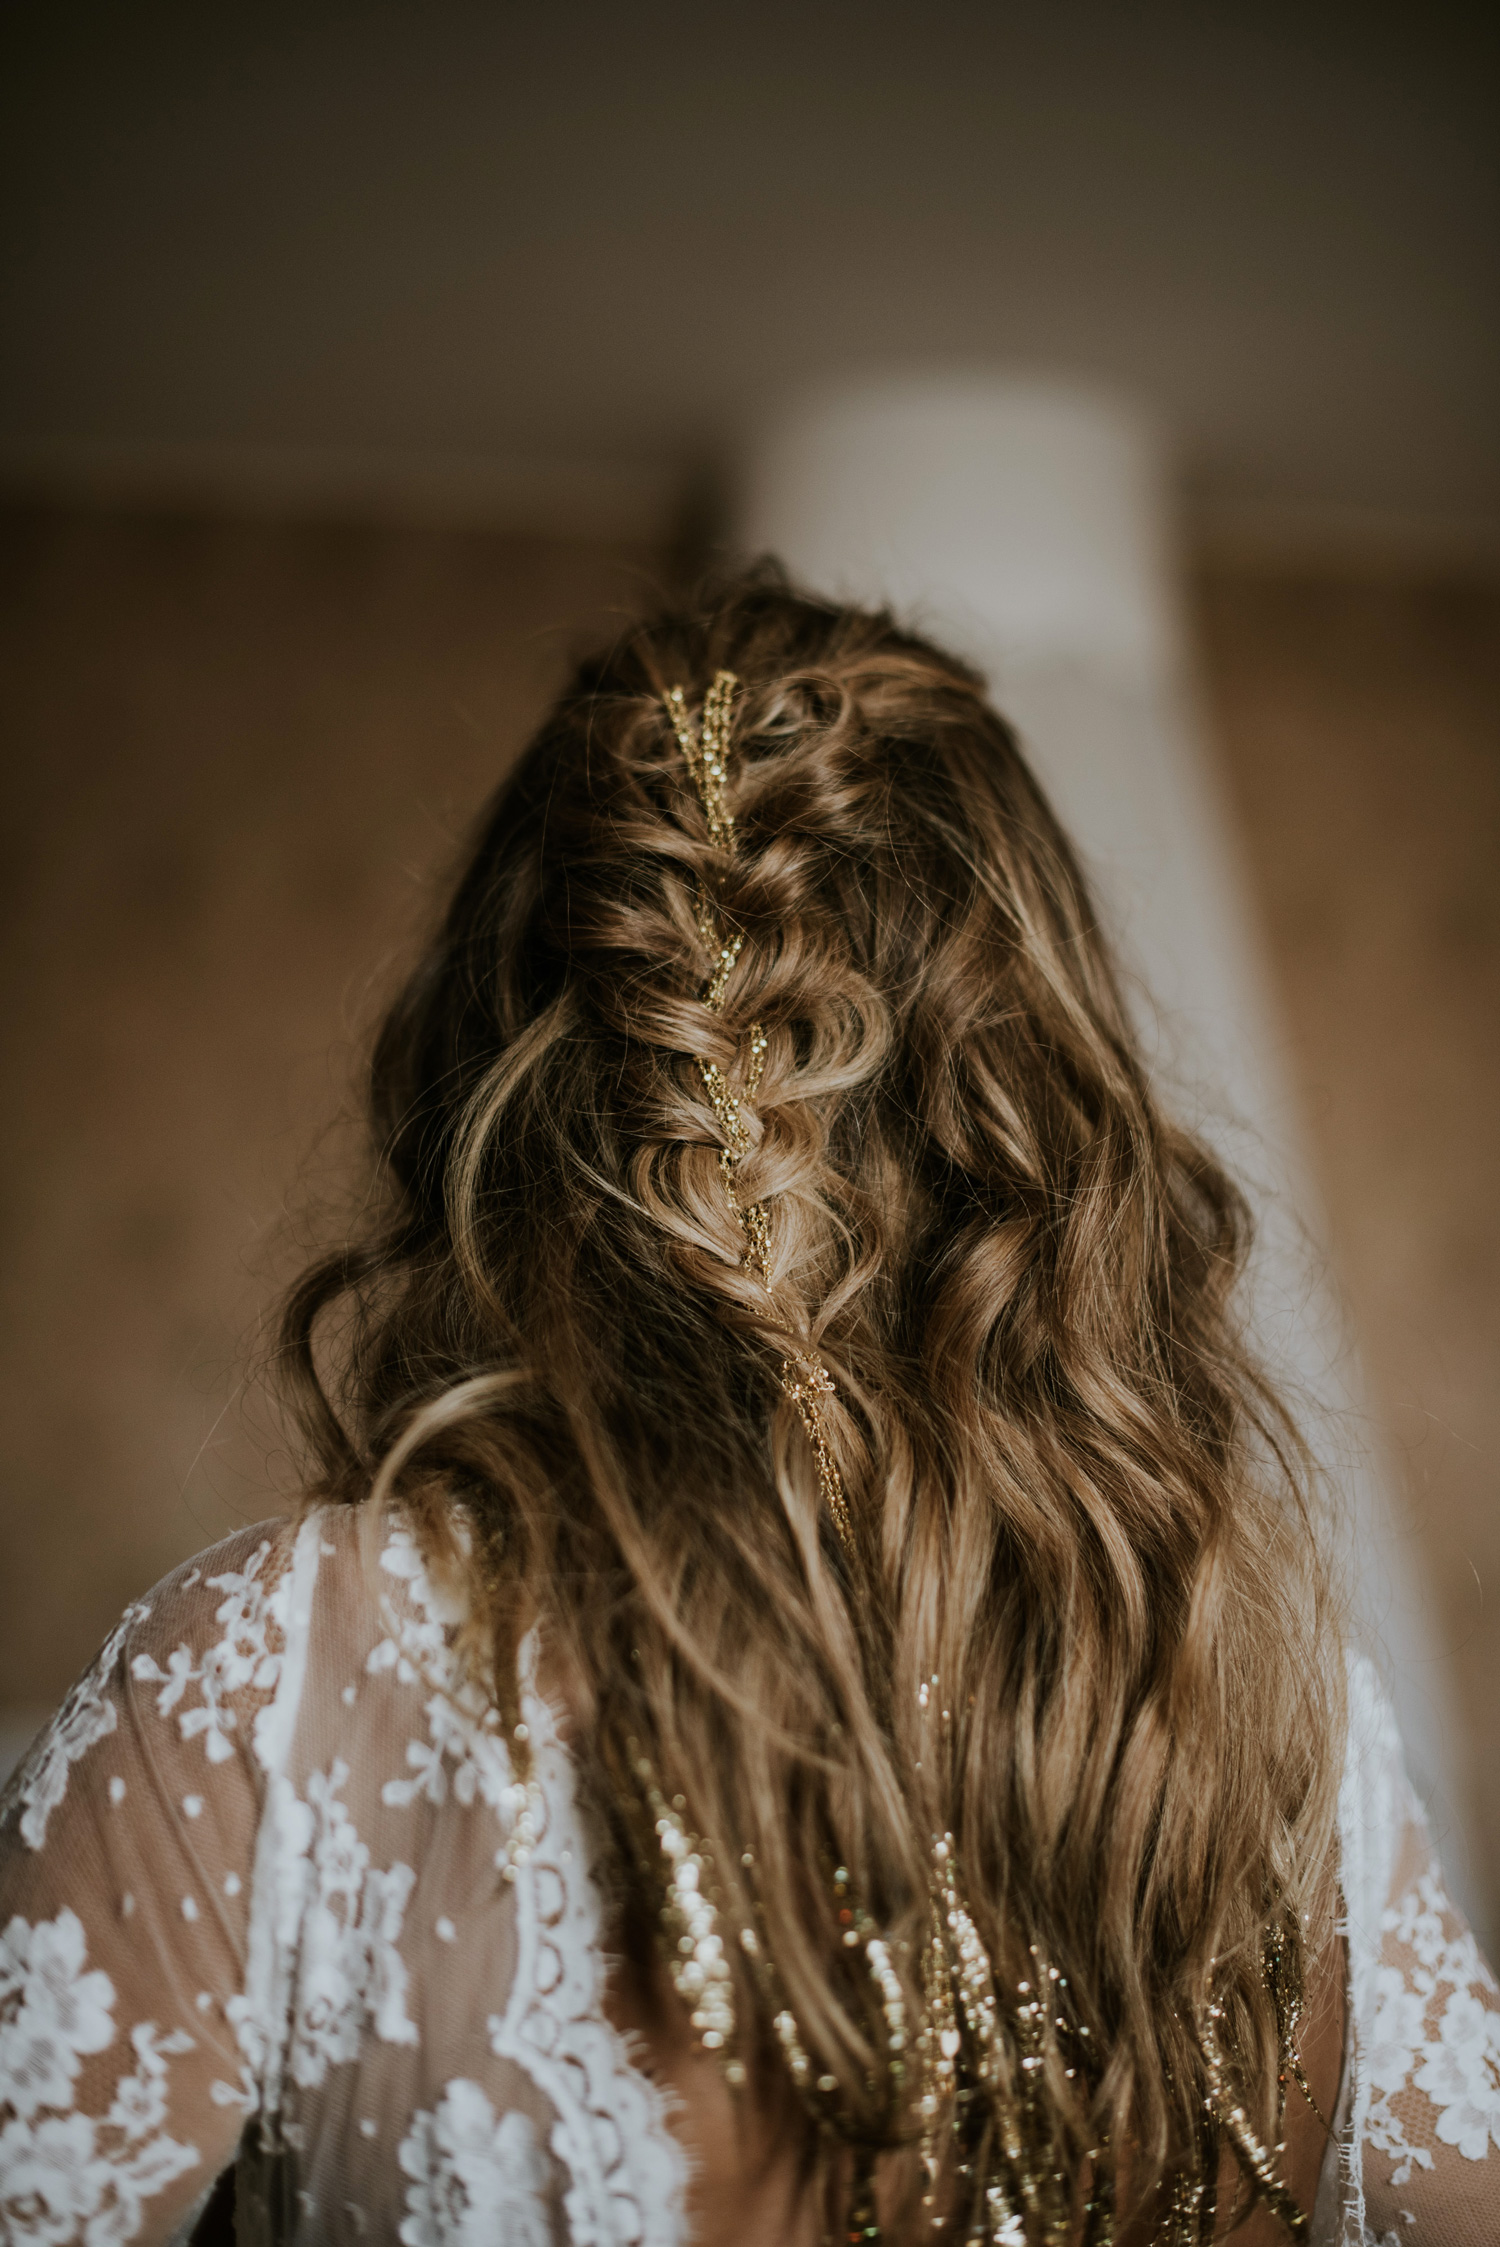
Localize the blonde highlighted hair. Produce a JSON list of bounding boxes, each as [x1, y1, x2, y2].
[[282, 568, 1343, 2231]]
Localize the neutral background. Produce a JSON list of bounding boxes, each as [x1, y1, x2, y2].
[[2, 3, 1497, 1941], [4, 2, 1497, 547]]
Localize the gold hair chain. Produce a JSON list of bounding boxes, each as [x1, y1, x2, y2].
[[663, 674, 854, 1553], [655, 676, 1311, 2246]]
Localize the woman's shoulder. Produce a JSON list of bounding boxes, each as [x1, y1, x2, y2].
[[121, 1494, 485, 1725], [6, 1518, 330, 1875], [107, 1494, 471, 1678]]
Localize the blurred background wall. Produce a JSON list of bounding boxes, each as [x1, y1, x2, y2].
[[1, 3, 1496, 1937]]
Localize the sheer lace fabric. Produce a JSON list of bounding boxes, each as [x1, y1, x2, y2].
[[1355, 1794, 1500, 2245], [0, 1508, 685, 2246], [1, 1508, 1494, 2245]]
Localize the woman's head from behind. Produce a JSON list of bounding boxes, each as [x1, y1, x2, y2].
[[284, 566, 1341, 2231]]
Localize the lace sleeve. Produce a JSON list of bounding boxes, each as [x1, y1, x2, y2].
[[0, 1519, 297, 2244], [1360, 1805, 1500, 2244]]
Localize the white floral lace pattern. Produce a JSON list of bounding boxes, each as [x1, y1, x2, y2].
[[1367, 1863, 1500, 2184], [129, 1541, 287, 1768], [6, 1606, 150, 1853], [288, 1758, 419, 2090], [489, 1638, 688, 2247], [369, 1528, 518, 1824], [397, 2079, 551, 2246], [224, 1753, 421, 2139], [0, 1909, 199, 2245], [0, 1908, 116, 2120], [368, 1520, 687, 2247]]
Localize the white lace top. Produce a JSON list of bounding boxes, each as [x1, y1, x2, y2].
[[2, 1504, 1496, 2246]]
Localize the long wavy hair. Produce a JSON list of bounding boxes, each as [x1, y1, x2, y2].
[[282, 569, 1343, 2232]]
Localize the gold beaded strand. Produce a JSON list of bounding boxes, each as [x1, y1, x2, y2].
[[628, 1740, 742, 2081], [663, 673, 854, 1553]]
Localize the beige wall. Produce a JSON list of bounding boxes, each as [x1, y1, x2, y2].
[[1193, 568, 1500, 1931], [2, 505, 1495, 1934], [0, 505, 656, 1706]]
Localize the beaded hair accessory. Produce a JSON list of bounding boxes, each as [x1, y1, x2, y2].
[[644, 673, 1315, 2245], [662, 671, 853, 1553]]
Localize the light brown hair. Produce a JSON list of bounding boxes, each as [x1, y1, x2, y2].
[[282, 568, 1343, 2231]]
